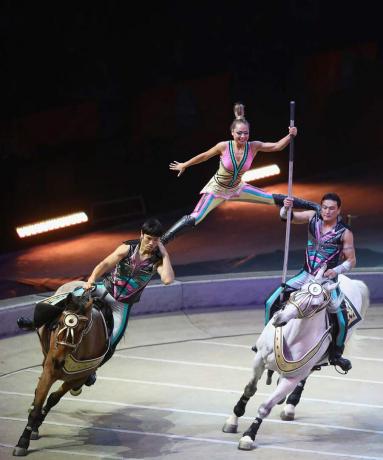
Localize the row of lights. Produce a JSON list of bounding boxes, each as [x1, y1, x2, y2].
[[16, 212, 89, 238], [15, 164, 280, 238]]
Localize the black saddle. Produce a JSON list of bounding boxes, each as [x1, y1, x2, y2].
[[92, 296, 114, 338]]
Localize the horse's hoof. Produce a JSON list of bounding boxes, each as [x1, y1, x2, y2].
[[222, 423, 238, 433], [70, 387, 82, 396], [280, 410, 295, 421], [30, 431, 39, 440], [238, 435, 255, 450], [13, 447, 27, 456]]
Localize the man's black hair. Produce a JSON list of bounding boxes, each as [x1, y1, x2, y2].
[[141, 218, 163, 237], [321, 193, 341, 207]]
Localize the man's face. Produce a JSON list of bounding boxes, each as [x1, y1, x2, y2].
[[141, 232, 160, 252], [320, 199, 340, 222]]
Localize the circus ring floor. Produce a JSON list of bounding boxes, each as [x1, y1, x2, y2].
[[1, 302, 382, 460]]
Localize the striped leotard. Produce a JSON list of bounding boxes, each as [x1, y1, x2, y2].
[[191, 141, 274, 224]]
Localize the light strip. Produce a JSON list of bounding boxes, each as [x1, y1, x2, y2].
[[16, 212, 88, 238], [242, 164, 280, 182]]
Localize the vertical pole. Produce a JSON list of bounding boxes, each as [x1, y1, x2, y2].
[[280, 101, 295, 296]]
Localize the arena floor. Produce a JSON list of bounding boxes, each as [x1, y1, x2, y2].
[[1, 304, 382, 460]]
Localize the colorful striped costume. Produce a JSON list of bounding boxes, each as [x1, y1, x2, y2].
[[161, 141, 321, 245], [190, 141, 274, 224], [265, 213, 350, 348], [304, 213, 349, 275], [99, 239, 160, 347]]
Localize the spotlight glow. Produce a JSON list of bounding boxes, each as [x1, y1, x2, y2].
[[242, 164, 280, 182], [16, 212, 88, 238]]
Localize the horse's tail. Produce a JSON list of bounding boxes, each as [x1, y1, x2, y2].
[[355, 280, 370, 320], [345, 280, 370, 349]]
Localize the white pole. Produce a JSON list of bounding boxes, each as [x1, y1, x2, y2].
[[280, 101, 295, 297]]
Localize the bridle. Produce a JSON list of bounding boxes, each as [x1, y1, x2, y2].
[[55, 291, 94, 349], [287, 282, 332, 319]]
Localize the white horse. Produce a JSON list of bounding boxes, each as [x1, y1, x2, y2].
[[222, 266, 370, 450]]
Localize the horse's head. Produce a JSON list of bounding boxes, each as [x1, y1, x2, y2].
[[272, 265, 341, 327], [54, 290, 93, 353]]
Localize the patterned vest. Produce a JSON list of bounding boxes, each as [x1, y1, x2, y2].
[[103, 239, 161, 304], [304, 213, 349, 275]]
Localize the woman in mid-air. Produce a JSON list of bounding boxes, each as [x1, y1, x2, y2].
[[161, 102, 319, 244]]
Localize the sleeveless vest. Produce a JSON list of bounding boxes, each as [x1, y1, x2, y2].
[[304, 214, 349, 275], [103, 239, 161, 304]]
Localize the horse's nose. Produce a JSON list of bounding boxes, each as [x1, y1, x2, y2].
[[272, 314, 287, 327]]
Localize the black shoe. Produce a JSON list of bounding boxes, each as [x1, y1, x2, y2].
[[17, 317, 35, 331], [272, 193, 320, 212], [84, 372, 97, 386], [330, 355, 352, 372], [160, 215, 195, 245]]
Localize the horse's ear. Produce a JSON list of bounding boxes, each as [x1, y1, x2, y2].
[[326, 281, 340, 292], [66, 293, 74, 302], [315, 264, 327, 280], [84, 298, 93, 311]]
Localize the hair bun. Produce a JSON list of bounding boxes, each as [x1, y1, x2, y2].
[[234, 102, 245, 120]]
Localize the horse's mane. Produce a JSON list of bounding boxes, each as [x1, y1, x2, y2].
[[64, 293, 88, 315]]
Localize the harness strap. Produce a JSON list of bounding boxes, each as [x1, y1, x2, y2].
[[274, 325, 331, 374]]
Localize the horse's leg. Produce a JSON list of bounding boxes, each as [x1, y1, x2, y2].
[[238, 375, 301, 450], [13, 367, 56, 456], [32, 378, 84, 440], [222, 353, 265, 433], [280, 377, 308, 421]]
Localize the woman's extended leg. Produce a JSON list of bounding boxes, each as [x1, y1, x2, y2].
[[161, 193, 224, 244], [230, 184, 320, 211]]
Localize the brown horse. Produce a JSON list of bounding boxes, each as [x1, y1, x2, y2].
[[13, 282, 109, 457]]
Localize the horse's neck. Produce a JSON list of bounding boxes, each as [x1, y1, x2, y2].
[[72, 308, 108, 360], [285, 309, 329, 345], [38, 325, 52, 356]]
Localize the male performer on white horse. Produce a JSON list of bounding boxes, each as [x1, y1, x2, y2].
[[264, 192, 356, 372]]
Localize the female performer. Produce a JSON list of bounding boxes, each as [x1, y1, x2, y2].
[[161, 102, 319, 244]]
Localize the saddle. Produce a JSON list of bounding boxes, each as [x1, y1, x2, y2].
[[35, 292, 114, 350], [92, 296, 114, 338]]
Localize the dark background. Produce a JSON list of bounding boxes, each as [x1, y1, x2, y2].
[[1, 1, 382, 251]]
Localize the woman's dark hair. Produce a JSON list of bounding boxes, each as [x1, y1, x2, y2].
[[141, 218, 163, 237], [321, 193, 341, 207], [230, 102, 250, 131]]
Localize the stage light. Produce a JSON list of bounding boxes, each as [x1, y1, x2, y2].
[[16, 212, 88, 238], [242, 164, 280, 182]]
